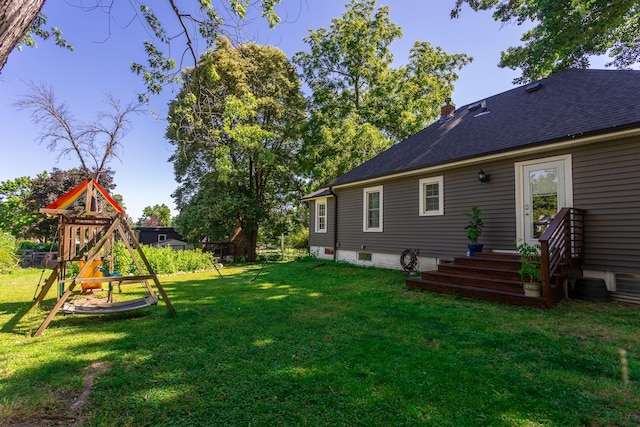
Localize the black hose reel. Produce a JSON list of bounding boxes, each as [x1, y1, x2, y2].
[[400, 248, 419, 273]]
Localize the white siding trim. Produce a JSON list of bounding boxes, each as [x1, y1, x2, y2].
[[363, 185, 383, 232], [418, 176, 444, 216], [314, 197, 328, 233], [514, 154, 573, 243], [336, 250, 439, 271]]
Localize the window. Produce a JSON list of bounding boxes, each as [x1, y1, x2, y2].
[[315, 198, 327, 233], [358, 252, 372, 261], [363, 186, 383, 232], [419, 176, 444, 216], [158, 234, 167, 242]]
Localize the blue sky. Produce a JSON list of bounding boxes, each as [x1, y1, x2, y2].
[[0, 1, 570, 221]]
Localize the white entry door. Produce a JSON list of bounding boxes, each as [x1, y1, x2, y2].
[[516, 155, 573, 245]]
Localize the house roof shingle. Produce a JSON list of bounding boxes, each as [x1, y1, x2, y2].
[[329, 69, 640, 187], [301, 187, 333, 201]]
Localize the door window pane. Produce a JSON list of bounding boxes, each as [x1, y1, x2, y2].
[[529, 168, 558, 238]]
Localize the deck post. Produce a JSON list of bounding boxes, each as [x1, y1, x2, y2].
[[540, 240, 551, 307]]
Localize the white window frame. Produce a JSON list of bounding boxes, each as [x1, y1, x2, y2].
[[419, 176, 444, 216], [363, 185, 383, 232], [158, 234, 167, 242], [314, 198, 328, 233]]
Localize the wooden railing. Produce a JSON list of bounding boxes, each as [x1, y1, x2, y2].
[[539, 208, 585, 306]]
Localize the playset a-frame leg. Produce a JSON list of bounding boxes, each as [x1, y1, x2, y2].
[[32, 263, 62, 308], [33, 287, 78, 337], [117, 219, 175, 314]]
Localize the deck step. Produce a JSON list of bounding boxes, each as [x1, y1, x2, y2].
[[453, 255, 521, 271], [406, 277, 547, 309], [435, 264, 520, 281], [406, 252, 551, 308], [421, 271, 522, 293]]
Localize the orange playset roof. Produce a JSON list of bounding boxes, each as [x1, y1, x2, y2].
[[43, 178, 125, 214]]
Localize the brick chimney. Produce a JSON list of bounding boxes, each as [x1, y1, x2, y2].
[[439, 97, 455, 123]]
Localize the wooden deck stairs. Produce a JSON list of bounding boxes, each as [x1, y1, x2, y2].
[[406, 208, 584, 309], [406, 252, 549, 309]]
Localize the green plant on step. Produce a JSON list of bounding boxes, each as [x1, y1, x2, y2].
[[464, 206, 484, 243], [517, 241, 542, 296]]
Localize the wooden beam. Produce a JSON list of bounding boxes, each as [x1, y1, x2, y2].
[[39, 208, 120, 218], [33, 287, 75, 337], [85, 179, 93, 213], [32, 263, 61, 307], [58, 275, 156, 284]]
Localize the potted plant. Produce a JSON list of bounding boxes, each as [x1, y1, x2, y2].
[[516, 241, 542, 297], [464, 206, 484, 255]]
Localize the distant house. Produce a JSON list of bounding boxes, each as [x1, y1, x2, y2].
[[303, 69, 640, 307], [135, 226, 191, 250]]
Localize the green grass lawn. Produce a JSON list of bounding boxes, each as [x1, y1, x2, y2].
[[1, 259, 639, 426]]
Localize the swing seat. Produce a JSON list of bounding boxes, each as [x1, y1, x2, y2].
[[62, 295, 158, 315], [95, 266, 122, 278], [94, 266, 123, 293]]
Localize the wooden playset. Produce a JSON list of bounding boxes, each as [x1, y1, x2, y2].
[[31, 179, 175, 337]]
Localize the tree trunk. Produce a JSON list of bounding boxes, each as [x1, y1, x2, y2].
[[0, 0, 45, 73], [230, 226, 258, 262], [246, 228, 258, 262]]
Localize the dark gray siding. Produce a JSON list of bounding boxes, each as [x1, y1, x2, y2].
[[336, 161, 517, 260], [136, 227, 184, 245], [331, 136, 640, 274], [308, 198, 335, 248], [572, 137, 640, 273]]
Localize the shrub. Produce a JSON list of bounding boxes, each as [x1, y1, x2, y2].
[[0, 230, 18, 272], [17, 240, 59, 252], [112, 240, 135, 275], [142, 245, 178, 275], [68, 261, 80, 277], [66, 241, 215, 276], [174, 248, 213, 272], [289, 228, 309, 249]]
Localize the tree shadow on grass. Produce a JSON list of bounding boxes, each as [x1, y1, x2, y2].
[[0, 301, 33, 334], [0, 354, 113, 425]]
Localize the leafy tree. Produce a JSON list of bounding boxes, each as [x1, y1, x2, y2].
[[131, 1, 282, 101], [138, 204, 172, 226], [168, 38, 306, 261], [0, 230, 18, 273], [26, 168, 117, 241], [0, 177, 38, 238], [451, 0, 640, 84], [111, 193, 126, 212], [2, 1, 282, 100], [0, 168, 119, 240], [263, 205, 309, 254], [15, 83, 140, 185], [294, 0, 472, 187]]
